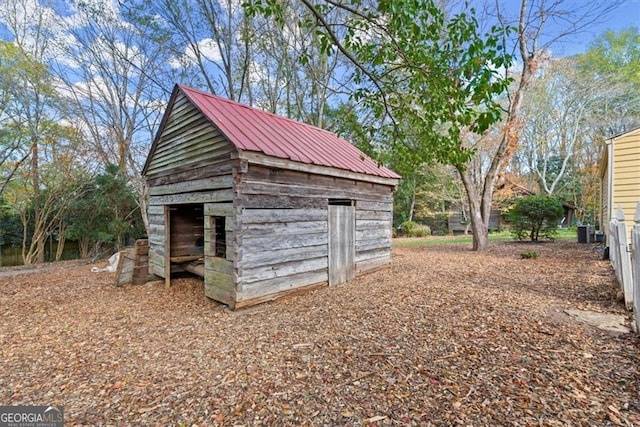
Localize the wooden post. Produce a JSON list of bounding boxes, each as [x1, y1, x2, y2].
[[609, 215, 619, 281], [633, 203, 640, 331], [164, 205, 171, 290], [615, 206, 633, 310], [132, 239, 149, 285]]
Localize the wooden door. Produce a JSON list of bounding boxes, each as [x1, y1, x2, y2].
[[328, 205, 355, 285]]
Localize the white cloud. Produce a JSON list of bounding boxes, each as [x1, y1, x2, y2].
[[191, 38, 223, 63], [169, 38, 223, 69], [0, 0, 63, 57]]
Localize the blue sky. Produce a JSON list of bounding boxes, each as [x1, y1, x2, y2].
[[0, 0, 637, 63], [554, 0, 640, 56]]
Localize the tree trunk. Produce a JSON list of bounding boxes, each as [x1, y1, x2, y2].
[[30, 139, 46, 264], [456, 0, 539, 252], [134, 176, 150, 234], [21, 213, 29, 266], [407, 176, 417, 222], [78, 238, 90, 259], [458, 166, 491, 251], [55, 223, 66, 261], [469, 209, 489, 250], [36, 237, 45, 263]]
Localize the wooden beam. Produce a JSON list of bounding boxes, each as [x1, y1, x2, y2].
[[170, 255, 204, 263], [164, 205, 171, 290], [239, 151, 400, 187]]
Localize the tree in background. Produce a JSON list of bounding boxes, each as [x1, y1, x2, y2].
[[247, 0, 619, 250], [66, 164, 145, 259], [0, 41, 34, 195], [573, 27, 640, 224], [246, 0, 514, 248], [510, 27, 640, 226], [136, 0, 253, 100], [135, 0, 348, 127], [52, 1, 180, 232], [0, 196, 21, 247], [0, 0, 81, 263], [3, 126, 89, 265], [55, 2, 172, 177], [518, 59, 594, 196], [458, 0, 618, 249], [578, 27, 640, 136]]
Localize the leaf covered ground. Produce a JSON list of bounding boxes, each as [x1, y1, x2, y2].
[[1, 240, 639, 426]]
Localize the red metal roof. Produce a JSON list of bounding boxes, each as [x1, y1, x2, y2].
[[178, 85, 401, 180]]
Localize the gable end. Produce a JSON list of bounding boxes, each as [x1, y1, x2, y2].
[[143, 90, 236, 177]]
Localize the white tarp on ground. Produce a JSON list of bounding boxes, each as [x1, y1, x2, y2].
[[91, 252, 120, 273]]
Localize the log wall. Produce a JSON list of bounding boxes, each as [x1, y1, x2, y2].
[[233, 165, 394, 307], [144, 93, 397, 309], [145, 93, 236, 282]]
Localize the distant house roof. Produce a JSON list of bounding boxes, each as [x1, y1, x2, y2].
[[176, 84, 400, 180], [495, 175, 577, 210], [606, 125, 640, 141], [600, 126, 640, 177]]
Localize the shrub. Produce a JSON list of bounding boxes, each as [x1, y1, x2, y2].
[[521, 250, 538, 259], [504, 195, 564, 242], [413, 224, 431, 237], [401, 220, 417, 235], [414, 212, 449, 235], [400, 221, 431, 237]]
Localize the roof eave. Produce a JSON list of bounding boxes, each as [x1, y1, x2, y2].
[[239, 150, 401, 187], [608, 125, 640, 141]]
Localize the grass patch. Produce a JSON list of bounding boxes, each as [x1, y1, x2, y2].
[[520, 250, 539, 259], [393, 228, 578, 247]]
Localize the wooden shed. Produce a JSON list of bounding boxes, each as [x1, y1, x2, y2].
[[494, 178, 577, 228], [600, 126, 640, 241], [142, 84, 401, 309]]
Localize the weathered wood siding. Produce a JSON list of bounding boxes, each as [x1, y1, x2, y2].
[[144, 88, 399, 309], [145, 92, 236, 177], [328, 205, 355, 285], [234, 207, 329, 306], [232, 165, 394, 305], [147, 204, 165, 278], [145, 93, 236, 279], [448, 209, 500, 232], [203, 202, 235, 306]]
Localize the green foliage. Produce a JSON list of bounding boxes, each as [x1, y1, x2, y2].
[[505, 195, 564, 242], [580, 27, 640, 86], [351, 1, 513, 168], [577, 27, 640, 133], [399, 221, 431, 237], [66, 164, 144, 256], [0, 197, 21, 247], [520, 250, 538, 259], [415, 212, 449, 236], [245, 0, 513, 170]]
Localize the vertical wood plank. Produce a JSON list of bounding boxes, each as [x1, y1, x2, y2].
[[328, 205, 355, 285], [633, 203, 640, 332], [164, 205, 171, 289]]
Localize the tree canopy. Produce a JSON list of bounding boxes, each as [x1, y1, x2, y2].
[[0, 0, 636, 262]]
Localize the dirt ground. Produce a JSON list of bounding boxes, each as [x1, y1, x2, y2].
[[1, 240, 639, 426]]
